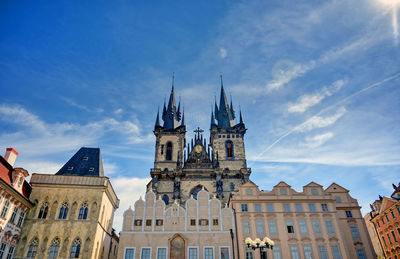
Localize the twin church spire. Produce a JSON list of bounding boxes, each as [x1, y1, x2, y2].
[[155, 74, 244, 130]]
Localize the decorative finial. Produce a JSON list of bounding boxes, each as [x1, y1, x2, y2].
[[172, 72, 175, 90], [220, 74, 223, 87]]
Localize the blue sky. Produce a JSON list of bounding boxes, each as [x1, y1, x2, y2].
[[1, 0, 399, 232]]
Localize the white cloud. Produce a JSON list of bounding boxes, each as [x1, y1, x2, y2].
[[296, 107, 346, 132], [219, 48, 227, 59], [267, 61, 316, 91], [288, 79, 346, 113], [111, 177, 150, 233], [302, 132, 334, 148], [0, 104, 152, 158], [114, 108, 123, 115]]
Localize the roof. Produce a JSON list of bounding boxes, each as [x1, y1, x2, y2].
[[0, 156, 32, 200], [56, 147, 104, 177]]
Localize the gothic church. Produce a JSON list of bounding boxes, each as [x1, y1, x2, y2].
[[147, 76, 251, 206]]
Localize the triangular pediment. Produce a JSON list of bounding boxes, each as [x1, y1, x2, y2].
[[325, 183, 349, 193], [274, 181, 291, 188], [240, 180, 258, 188], [304, 182, 323, 187], [380, 197, 396, 213]]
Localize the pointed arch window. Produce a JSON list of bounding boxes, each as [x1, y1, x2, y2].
[[48, 238, 60, 258], [225, 140, 234, 158], [58, 202, 69, 219], [166, 142, 173, 161], [162, 195, 169, 205], [69, 238, 81, 258], [78, 203, 89, 220], [27, 238, 39, 259], [38, 202, 49, 219]]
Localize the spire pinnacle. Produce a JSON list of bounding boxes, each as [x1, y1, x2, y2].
[[155, 106, 161, 127], [239, 105, 244, 124], [181, 106, 185, 126], [172, 72, 175, 91]]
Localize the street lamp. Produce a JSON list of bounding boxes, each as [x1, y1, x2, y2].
[[245, 237, 274, 259]]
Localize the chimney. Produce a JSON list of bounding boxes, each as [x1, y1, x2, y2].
[[4, 148, 18, 167]]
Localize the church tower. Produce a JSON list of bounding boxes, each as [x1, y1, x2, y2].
[[210, 76, 247, 171], [153, 74, 186, 172]]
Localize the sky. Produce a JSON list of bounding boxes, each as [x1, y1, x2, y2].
[[0, 0, 399, 233]]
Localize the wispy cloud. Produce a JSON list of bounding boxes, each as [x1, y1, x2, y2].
[[301, 132, 334, 148], [267, 61, 316, 91], [219, 48, 227, 59], [296, 107, 346, 132], [288, 79, 346, 113]]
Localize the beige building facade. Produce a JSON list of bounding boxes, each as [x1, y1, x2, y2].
[[14, 147, 120, 259], [230, 181, 375, 259], [119, 188, 235, 259]]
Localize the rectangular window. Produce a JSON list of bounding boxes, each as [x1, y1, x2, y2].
[[331, 245, 342, 259], [308, 204, 316, 212], [17, 212, 25, 227], [321, 204, 329, 212], [246, 189, 253, 195], [134, 220, 142, 226], [387, 233, 392, 244], [254, 204, 261, 212], [204, 247, 214, 259], [325, 220, 335, 233], [311, 188, 318, 195], [6, 246, 14, 259], [269, 221, 277, 234], [190, 219, 196, 226], [156, 219, 163, 226], [241, 204, 248, 212], [357, 249, 366, 259], [299, 221, 308, 233], [290, 245, 300, 259], [350, 226, 360, 238], [280, 188, 287, 195], [335, 196, 342, 203], [312, 220, 321, 233], [391, 210, 396, 219], [386, 214, 390, 222], [382, 236, 387, 246], [157, 248, 166, 259], [295, 204, 303, 212], [125, 248, 135, 259], [243, 221, 250, 234], [213, 219, 218, 225], [146, 219, 152, 226], [273, 245, 281, 259], [382, 218, 385, 225], [266, 204, 274, 212], [199, 219, 208, 226], [220, 247, 230, 259], [345, 211, 353, 218], [10, 207, 18, 223], [256, 221, 265, 234], [303, 245, 313, 259], [1, 200, 10, 218], [392, 231, 397, 242], [283, 204, 291, 212], [0, 243, 7, 259], [245, 250, 253, 259], [189, 248, 198, 259], [318, 245, 328, 259], [286, 221, 295, 233], [141, 248, 151, 259]]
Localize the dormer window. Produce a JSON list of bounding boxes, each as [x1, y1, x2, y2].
[[280, 188, 287, 195], [18, 177, 23, 185], [82, 156, 89, 161], [311, 188, 318, 195], [89, 168, 94, 172], [67, 167, 73, 171]]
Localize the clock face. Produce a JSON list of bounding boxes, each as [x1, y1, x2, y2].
[[194, 145, 203, 153]]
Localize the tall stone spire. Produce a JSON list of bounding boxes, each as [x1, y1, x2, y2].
[[155, 107, 161, 127], [162, 73, 180, 129], [215, 75, 235, 128]]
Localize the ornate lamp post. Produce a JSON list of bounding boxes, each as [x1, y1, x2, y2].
[[245, 237, 274, 259]]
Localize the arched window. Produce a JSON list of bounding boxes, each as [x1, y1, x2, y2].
[[48, 238, 60, 259], [58, 202, 69, 219], [69, 238, 81, 258], [162, 195, 169, 205], [225, 140, 234, 158], [166, 142, 173, 161], [27, 238, 39, 259], [230, 183, 235, 191], [38, 202, 48, 219], [78, 203, 89, 220], [190, 185, 207, 199]]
